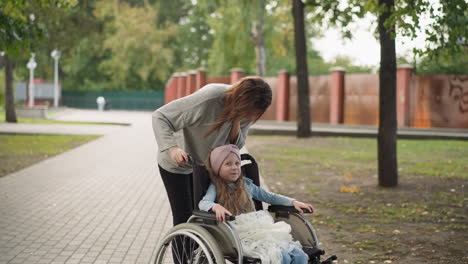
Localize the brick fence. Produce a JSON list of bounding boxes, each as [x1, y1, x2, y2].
[[164, 68, 468, 129]]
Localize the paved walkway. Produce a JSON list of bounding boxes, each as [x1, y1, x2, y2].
[[0, 109, 171, 264]]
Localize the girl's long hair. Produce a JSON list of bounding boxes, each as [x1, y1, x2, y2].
[[205, 77, 272, 137], [206, 154, 255, 215]]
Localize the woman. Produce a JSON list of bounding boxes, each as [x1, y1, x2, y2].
[[152, 77, 272, 227]]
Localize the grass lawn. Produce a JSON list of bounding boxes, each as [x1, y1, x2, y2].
[[0, 110, 128, 126], [0, 134, 100, 177], [246, 136, 467, 264]]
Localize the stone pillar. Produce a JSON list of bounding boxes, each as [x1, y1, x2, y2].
[[230, 68, 245, 84], [164, 72, 179, 104], [177, 72, 187, 99], [196, 69, 207, 90], [276, 70, 290, 122], [186, 70, 197, 95], [329, 67, 346, 124], [397, 65, 413, 127]]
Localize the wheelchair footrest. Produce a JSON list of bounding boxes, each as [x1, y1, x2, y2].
[[243, 256, 261, 263], [321, 255, 338, 264], [303, 246, 325, 257]]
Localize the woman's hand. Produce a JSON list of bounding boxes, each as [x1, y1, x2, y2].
[[212, 204, 233, 222], [168, 146, 189, 164], [292, 200, 315, 214]]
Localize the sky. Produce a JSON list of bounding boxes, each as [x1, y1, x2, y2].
[[311, 12, 433, 67]]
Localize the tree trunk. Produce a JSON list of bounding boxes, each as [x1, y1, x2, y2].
[[378, 0, 398, 187], [4, 55, 17, 123], [252, 0, 266, 76], [292, 0, 311, 137]]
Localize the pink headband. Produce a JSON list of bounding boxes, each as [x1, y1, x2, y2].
[[210, 144, 241, 176]]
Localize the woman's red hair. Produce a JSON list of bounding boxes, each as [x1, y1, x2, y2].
[[205, 77, 272, 137]]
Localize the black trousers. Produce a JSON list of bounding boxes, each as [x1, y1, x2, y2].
[[158, 165, 194, 226], [159, 165, 195, 264]]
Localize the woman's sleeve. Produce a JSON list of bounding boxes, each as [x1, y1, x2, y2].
[[247, 180, 294, 206], [152, 90, 210, 152], [198, 184, 217, 211], [152, 109, 182, 152]]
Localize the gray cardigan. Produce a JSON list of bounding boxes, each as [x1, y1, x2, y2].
[[152, 83, 252, 174]]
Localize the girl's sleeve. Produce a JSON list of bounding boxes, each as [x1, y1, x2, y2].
[[198, 184, 217, 211], [246, 179, 294, 206]]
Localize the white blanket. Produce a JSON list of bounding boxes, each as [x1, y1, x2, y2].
[[230, 210, 301, 264]]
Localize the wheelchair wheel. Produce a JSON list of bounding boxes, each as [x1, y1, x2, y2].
[[154, 223, 225, 264]]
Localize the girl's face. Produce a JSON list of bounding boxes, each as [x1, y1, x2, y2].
[[218, 152, 241, 182]]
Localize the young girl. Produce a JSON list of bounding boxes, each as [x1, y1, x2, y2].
[[199, 144, 314, 264]]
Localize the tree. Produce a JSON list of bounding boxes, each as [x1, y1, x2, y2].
[[174, 0, 216, 71], [377, 0, 397, 187], [11, 1, 107, 91], [0, 0, 76, 122], [95, 1, 177, 90], [305, 0, 467, 187], [251, 0, 267, 76], [267, 1, 325, 76], [1, 55, 15, 122], [292, 0, 311, 137], [206, 1, 257, 75]]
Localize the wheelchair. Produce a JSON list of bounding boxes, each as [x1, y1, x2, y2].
[[154, 153, 337, 264]]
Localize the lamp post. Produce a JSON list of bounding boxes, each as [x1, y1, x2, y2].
[[27, 53, 37, 108], [51, 49, 61, 107]]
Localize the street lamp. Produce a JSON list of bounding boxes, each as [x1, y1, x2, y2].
[[51, 49, 61, 107], [26, 53, 37, 108]]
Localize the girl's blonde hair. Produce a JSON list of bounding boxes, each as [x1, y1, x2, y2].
[[206, 154, 255, 215], [205, 77, 272, 137]]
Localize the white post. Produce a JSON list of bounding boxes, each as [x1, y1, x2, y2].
[[51, 49, 61, 107], [29, 67, 34, 107], [27, 53, 37, 108]]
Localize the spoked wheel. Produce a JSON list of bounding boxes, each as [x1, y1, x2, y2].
[[155, 223, 225, 264]]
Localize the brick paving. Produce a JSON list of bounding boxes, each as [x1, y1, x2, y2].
[[0, 110, 172, 264]]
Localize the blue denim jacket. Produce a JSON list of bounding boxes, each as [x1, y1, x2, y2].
[[198, 177, 294, 212]]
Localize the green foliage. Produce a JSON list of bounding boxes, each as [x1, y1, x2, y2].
[[205, 1, 256, 75], [417, 48, 468, 75], [194, 0, 335, 76], [0, 0, 77, 56], [305, 0, 467, 59], [326, 55, 374, 73], [10, 0, 455, 94], [175, 1, 215, 71], [95, 1, 177, 90]]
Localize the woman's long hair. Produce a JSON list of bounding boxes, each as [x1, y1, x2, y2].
[[206, 154, 255, 215], [205, 77, 272, 137]]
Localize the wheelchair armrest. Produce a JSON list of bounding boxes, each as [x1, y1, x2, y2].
[[268, 205, 313, 214], [192, 209, 236, 222]]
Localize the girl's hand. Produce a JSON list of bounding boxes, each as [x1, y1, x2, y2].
[[212, 204, 233, 222], [168, 146, 189, 164], [292, 200, 315, 214]]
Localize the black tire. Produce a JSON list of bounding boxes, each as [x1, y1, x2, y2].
[[154, 223, 225, 264]]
